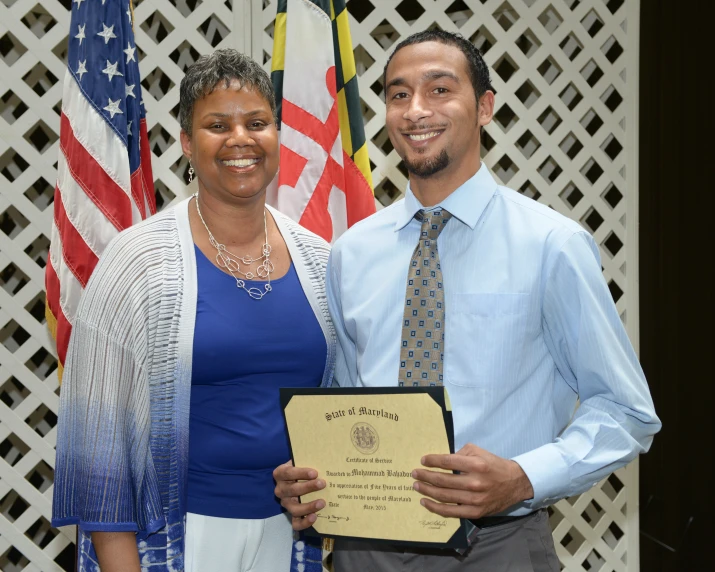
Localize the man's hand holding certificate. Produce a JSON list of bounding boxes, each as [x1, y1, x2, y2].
[[275, 387, 469, 548], [413, 443, 534, 521]]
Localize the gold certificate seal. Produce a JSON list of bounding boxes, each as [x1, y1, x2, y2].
[[350, 422, 379, 454]]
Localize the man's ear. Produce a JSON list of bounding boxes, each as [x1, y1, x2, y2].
[[478, 91, 495, 128]]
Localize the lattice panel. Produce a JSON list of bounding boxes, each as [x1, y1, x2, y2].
[[0, 0, 248, 568], [259, 1, 638, 571], [0, 0, 77, 566], [0, 0, 638, 570]]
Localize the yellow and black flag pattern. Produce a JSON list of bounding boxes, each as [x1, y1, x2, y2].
[[271, 0, 375, 242]]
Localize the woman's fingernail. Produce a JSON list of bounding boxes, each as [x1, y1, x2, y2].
[[316, 500, 325, 509], [413, 482, 420, 491]]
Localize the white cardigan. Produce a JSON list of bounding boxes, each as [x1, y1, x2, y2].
[[52, 197, 335, 571]]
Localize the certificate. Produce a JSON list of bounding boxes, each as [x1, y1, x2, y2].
[[280, 387, 468, 548]]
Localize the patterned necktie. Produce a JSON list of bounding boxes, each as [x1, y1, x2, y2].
[[398, 209, 452, 387]]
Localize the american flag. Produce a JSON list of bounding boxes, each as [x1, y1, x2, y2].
[[45, 0, 155, 381]]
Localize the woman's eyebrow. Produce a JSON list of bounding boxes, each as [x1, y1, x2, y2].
[[201, 109, 268, 119]]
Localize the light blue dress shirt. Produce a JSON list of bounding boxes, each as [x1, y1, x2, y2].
[[326, 164, 660, 514]]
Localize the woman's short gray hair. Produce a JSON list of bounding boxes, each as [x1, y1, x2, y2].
[[179, 48, 276, 135]]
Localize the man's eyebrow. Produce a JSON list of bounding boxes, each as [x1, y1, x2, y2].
[[385, 77, 406, 91], [423, 70, 460, 83], [385, 70, 460, 91]]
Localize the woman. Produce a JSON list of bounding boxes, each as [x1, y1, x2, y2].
[[52, 49, 335, 571]]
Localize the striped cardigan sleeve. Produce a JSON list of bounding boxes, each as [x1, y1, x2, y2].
[[272, 210, 337, 388], [52, 230, 165, 533]]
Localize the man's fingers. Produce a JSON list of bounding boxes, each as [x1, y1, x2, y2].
[[413, 480, 479, 506], [273, 462, 319, 483], [291, 514, 317, 531], [275, 478, 326, 499], [280, 497, 326, 531], [421, 453, 488, 473], [455, 443, 487, 457], [412, 469, 484, 492], [274, 460, 326, 530], [281, 497, 326, 518]]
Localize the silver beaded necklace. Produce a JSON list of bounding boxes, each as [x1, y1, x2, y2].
[[193, 193, 274, 300]]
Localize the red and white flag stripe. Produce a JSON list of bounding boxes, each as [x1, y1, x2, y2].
[[46, 71, 154, 379]]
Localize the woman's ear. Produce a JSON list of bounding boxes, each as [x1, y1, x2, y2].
[[180, 130, 192, 162]]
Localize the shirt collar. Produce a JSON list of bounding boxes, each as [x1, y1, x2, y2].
[[394, 163, 498, 231]]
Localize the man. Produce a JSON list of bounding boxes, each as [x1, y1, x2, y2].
[[275, 29, 660, 571]]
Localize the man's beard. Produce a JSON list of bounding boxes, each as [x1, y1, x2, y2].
[[403, 148, 450, 178]]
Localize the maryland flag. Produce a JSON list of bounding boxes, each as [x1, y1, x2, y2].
[[270, 0, 375, 243]]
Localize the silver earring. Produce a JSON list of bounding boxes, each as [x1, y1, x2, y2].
[[188, 163, 194, 184]]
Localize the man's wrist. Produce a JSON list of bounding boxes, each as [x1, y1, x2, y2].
[[510, 460, 535, 503]]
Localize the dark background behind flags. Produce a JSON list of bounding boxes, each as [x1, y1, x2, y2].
[[639, 1, 714, 569]]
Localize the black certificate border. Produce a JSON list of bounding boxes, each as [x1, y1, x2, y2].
[[280, 386, 468, 549]]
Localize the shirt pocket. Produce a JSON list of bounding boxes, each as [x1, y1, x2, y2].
[[445, 292, 533, 388]]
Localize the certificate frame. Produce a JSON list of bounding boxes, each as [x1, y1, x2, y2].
[[280, 386, 469, 549]]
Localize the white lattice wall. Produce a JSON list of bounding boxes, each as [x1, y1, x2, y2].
[[0, 0, 640, 570]]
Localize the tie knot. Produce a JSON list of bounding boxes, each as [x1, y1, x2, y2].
[[416, 209, 452, 240]]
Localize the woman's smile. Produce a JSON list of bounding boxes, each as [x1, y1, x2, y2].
[[181, 79, 280, 203]]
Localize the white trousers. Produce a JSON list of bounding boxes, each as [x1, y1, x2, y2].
[[185, 511, 293, 572]]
